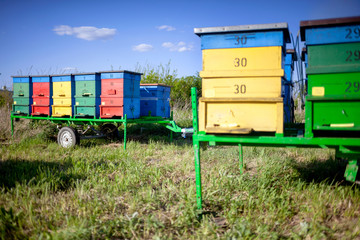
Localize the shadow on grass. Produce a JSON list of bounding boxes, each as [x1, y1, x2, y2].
[[77, 124, 193, 148], [0, 158, 85, 191], [197, 210, 218, 221], [291, 157, 350, 184]]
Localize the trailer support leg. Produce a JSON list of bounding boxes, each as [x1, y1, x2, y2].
[[170, 131, 173, 143], [11, 116, 14, 137], [191, 87, 202, 210], [124, 115, 127, 150], [239, 144, 244, 174], [194, 139, 203, 210], [169, 111, 174, 143]]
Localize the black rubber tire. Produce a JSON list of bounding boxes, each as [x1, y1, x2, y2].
[[57, 127, 79, 148], [101, 124, 119, 140]]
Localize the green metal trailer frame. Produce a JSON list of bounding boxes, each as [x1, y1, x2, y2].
[[191, 87, 360, 211], [11, 112, 189, 150]]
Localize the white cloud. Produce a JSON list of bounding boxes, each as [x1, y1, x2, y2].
[[53, 25, 116, 41], [162, 41, 193, 52], [157, 25, 176, 31], [162, 42, 174, 48], [132, 43, 154, 52]]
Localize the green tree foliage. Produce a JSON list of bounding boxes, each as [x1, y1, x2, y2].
[[135, 61, 202, 107], [0, 89, 12, 108], [0, 95, 5, 107], [170, 75, 201, 107]]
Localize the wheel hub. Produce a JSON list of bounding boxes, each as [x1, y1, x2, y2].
[[61, 132, 73, 148]]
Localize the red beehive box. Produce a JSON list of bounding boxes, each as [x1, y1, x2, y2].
[[99, 71, 141, 119], [100, 78, 124, 118], [31, 76, 52, 116], [101, 79, 124, 97]]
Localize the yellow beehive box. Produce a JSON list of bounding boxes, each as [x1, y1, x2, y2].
[[53, 97, 72, 106], [52, 106, 72, 117], [53, 81, 72, 98], [201, 46, 284, 78], [202, 77, 282, 98], [199, 97, 284, 134]]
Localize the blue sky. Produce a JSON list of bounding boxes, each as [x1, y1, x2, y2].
[[1, 0, 359, 89]]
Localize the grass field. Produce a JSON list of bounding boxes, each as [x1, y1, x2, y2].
[[1, 106, 360, 239]]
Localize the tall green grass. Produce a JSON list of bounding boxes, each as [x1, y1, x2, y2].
[[1, 124, 359, 239]]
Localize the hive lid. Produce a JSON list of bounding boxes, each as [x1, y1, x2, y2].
[[98, 70, 143, 75], [140, 83, 172, 88], [300, 16, 360, 41], [51, 74, 73, 77], [28, 75, 50, 77], [194, 22, 290, 43], [11, 75, 31, 78], [72, 72, 97, 76]]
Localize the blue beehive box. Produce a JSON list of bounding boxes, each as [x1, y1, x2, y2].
[[283, 49, 296, 123], [99, 71, 142, 119], [123, 98, 141, 119], [300, 17, 360, 45], [140, 84, 171, 118], [100, 71, 141, 98], [195, 22, 291, 50], [282, 81, 293, 123], [284, 49, 297, 81]]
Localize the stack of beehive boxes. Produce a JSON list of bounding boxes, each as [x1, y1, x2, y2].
[[283, 49, 296, 123], [12, 76, 32, 115], [31, 75, 52, 116], [300, 16, 360, 137], [52, 74, 74, 117], [74, 73, 101, 118], [140, 84, 171, 118], [194, 23, 291, 135], [99, 71, 141, 119]]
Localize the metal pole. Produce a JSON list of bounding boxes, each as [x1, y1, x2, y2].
[[124, 114, 127, 150], [194, 139, 202, 210], [11, 115, 14, 136], [170, 131, 173, 143], [239, 144, 244, 174], [170, 111, 173, 142], [191, 87, 202, 210]]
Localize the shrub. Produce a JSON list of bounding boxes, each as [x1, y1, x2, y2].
[[135, 61, 202, 108]]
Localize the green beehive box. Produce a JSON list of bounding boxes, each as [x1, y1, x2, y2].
[[312, 101, 360, 131], [75, 80, 98, 98], [74, 106, 97, 117], [75, 97, 97, 106], [308, 72, 360, 97], [13, 105, 31, 115], [13, 97, 31, 105], [307, 42, 360, 74], [13, 83, 31, 98], [306, 72, 360, 133]]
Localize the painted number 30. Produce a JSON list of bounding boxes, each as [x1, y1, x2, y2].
[[234, 84, 246, 94], [234, 58, 247, 67]]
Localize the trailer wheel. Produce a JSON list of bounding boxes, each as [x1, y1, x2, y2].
[[101, 124, 119, 140], [57, 127, 79, 148]]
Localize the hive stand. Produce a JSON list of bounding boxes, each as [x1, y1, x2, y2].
[[191, 87, 360, 211], [10, 112, 191, 150]]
